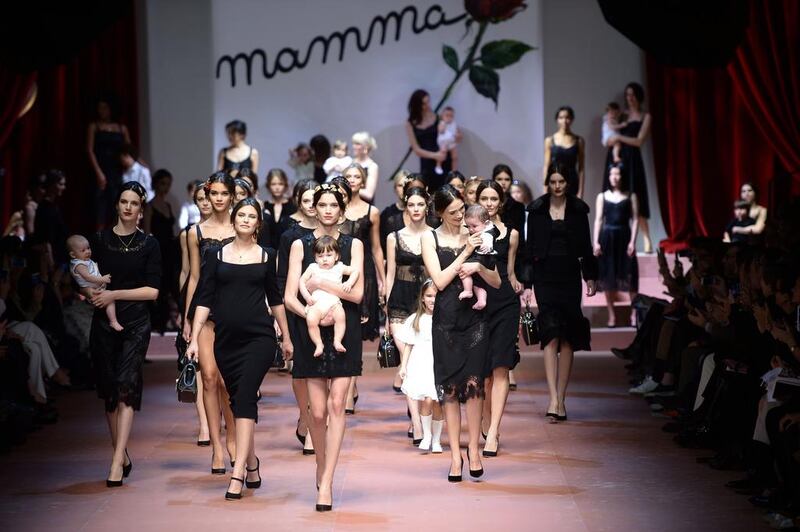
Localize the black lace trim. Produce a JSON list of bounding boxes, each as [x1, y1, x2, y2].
[[438, 376, 485, 403]]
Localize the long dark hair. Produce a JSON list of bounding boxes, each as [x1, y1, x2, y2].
[[230, 197, 263, 238], [432, 184, 463, 214], [408, 89, 429, 126], [476, 179, 505, 214], [491, 164, 513, 180], [626, 82, 645, 107], [292, 179, 317, 206], [204, 171, 235, 195], [313, 183, 346, 210]]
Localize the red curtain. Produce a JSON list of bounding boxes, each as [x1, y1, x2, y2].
[[0, 1, 138, 234], [647, 0, 799, 251]]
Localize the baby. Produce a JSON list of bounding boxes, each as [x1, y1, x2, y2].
[[323, 140, 353, 181], [66, 234, 122, 331], [459, 205, 498, 310], [723, 200, 756, 243], [300, 236, 359, 356], [601, 102, 627, 163], [436, 106, 459, 175]]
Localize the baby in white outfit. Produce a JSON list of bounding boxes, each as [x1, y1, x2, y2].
[[436, 106, 459, 175], [601, 102, 627, 163], [67, 234, 122, 331], [300, 235, 359, 356], [459, 205, 497, 310], [323, 139, 353, 181]]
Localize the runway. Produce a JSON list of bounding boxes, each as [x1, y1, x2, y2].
[[0, 339, 764, 532]]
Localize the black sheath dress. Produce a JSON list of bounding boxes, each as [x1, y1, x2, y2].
[[485, 228, 521, 370]]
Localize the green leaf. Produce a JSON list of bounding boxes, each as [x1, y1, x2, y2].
[[442, 45, 459, 72], [468, 64, 500, 107], [480, 39, 534, 69]]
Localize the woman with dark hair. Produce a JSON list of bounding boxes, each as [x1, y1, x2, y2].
[[87, 95, 131, 229], [277, 179, 317, 454], [405, 89, 448, 191], [524, 165, 597, 422], [284, 183, 365, 511], [144, 169, 178, 333], [604, 82, 652, 253], [421, 185, 500, 482], [178, 183, 213, 445], [263, 168, 296, 247], [385, 185, 432, 440], [542, 106, 585, 198], [88, 181, 161, 486], [593, 163, 639, 328], [309, 134, 331, 184], [734, 182, 768, 236], [491, 165, 525, 233], [187, 198, 293, 500], [380, 172, 429, 256], [217, 120, 259, 176], [446, 171, 466, 196], [183, 172, 238, 474], [32, 169, 68, 267], [476, 180, 522, 457], [233, 178, 253, 203]]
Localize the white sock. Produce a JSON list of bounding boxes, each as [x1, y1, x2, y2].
[[431, 419, 444, 453], [419, 414, 432, 450]]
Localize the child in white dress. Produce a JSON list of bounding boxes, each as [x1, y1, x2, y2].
[[323, 140, 353, 181], [300, 235, 359, 356], [66, 234, 122, 331], [398, 279, 444, 452], [459, 205, 498, 310], [436, 106, 459, 175], [601, 102, 627, 163]]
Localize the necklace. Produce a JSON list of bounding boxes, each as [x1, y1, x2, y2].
[[230, 243, 249, 260], [115, 228, 138, 251]]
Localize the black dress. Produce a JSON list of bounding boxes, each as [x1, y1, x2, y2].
[[150, 203, 177, 331], [290, 232, 363, 379], [550, 140, 580, 195], [187, 225, 235, 321], [93, 126, 125, 225], [339, 209, 380, 341], [411, 118, 451, 192], [221, 146, 253, 174], [387, 231, 427, 323], [597, 197, 639, 293], [264, 201, 297, 251], [196, 247, 280, 421], [485, 228, 520, 370], [431, 231, 490, 402], [603, 120, 650, 218], [89, 229, 162, 412], [33, 198, 68, 265], [380, 203, 404, 256]]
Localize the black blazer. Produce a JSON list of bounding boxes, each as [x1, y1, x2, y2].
[[525, 194, 598, 283], [501, 196, 525, 234]]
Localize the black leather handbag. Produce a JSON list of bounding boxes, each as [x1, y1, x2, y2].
[[273, 334, 285, 368], [520, 305, 540, 346], [377, 332, 400, 368], [176, 360, 198, 403]]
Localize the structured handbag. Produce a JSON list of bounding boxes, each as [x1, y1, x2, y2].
[[377, 331, 400, 368], [520, 305, 540, 346], [176, 359, 198, 403], [273, 334, 286, 369]]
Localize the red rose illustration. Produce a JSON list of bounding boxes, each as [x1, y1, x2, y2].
[[465, 0, 526, 23]]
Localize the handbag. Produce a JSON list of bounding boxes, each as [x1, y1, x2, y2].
[[273, 334, 285, 368], [176, 359, 198, 403], [520, 305, 540, 346], [377, 331, 400, 368]]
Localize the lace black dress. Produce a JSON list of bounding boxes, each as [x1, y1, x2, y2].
[[89, 229, 162, 412], [532, 220, 590, 351], [485, 228, 520, 370], [431, 232, 490, 402], [339, 208, 380, 340], [221, 146, 253, 175], [196, 247, 280, 421], [550, 140, 580, 195], [603, 120, 650, 218], [387, 231, 427, 323], [597, 197, 639, 292], [291, 232, 363, 379]]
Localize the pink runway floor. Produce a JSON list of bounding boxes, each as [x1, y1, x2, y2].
[[0, 340, 765, 532]]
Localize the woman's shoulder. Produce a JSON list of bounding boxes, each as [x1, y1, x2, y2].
[[567, 195, 591, 214], [529, 195, 548, 213]]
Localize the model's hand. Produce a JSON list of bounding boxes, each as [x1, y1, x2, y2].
[[281, 337, 294, 361], [627, 242, 635, 257], [458, 262, 480, 278], [398, 365, 407, 380], [96, 172, 107, 190], [465, 234, 482, 254], [305, 275, 321, 292], [186, 340, 199, 362], [90, 288, 116, 309], [509, 275, 523, 294], [521, 288, 533, 307], [101, 274, 112, 284], [585, 280, 597, 297], [434, 150, 447, 163], [593, 243, 602, 257], [182, 320, 192, 342]]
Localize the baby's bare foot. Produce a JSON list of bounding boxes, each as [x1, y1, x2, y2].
[[110, 321, 124, 332], [313, 344, 324, 357], [458, 290, 473, 301], [333, 340, 347, 353], [471, 300, 486, 310]]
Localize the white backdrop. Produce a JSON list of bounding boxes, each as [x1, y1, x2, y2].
[[210, 0, 544, 207]]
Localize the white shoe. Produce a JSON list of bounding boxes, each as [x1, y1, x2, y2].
[[431, 419, 443, 453], [629, 376, 658, 395], [418, 415, 432, 451]]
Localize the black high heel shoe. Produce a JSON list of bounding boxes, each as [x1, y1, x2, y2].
[[123, 449, 132, 478], [482, 435, 499, 458], [211, 452, 226, 475], [296, 419, 306, 445], [448, 456, 463, 482], [106, 462, 124, 487], [556, 406, 567, 422], [468, 451, 484, 478], [245, 457, 261, 489], [545, 411, 560, 423], [197, 439, 211, 447], [225, 477, 244, 500]]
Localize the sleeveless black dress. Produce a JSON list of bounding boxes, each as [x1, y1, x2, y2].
[[196, 247, 280, 421], [264, 201, 297, 251], [340, 209, 380, 341], [550, 140, 580, 195], [485, 228, 521, 370], [187, 225, 235, 321], [380, 203, 404, 256], [387, 231, 427, 323], [411, 118, 451, 192], [431, 231, 490, 402], [222, 146, 253, 174], [150, 204, 177, 331], [597, 197, 639, 292], [291, 233, 363, 379], [93, 126, 126, 225], [603, 120, 650, 218]]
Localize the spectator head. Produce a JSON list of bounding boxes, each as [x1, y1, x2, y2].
[[492, 164, 514, 192], [408, 89, 430, 126], [225, 120, 247, 143]]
